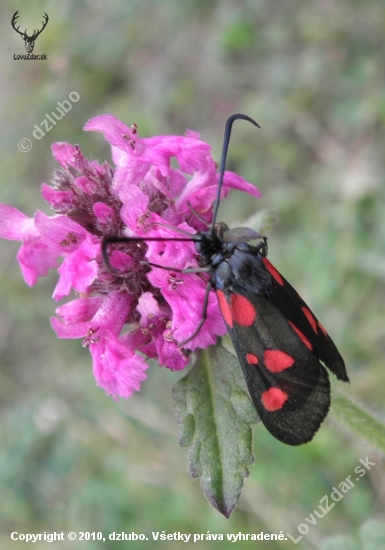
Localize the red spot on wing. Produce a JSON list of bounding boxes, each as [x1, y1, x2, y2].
[[217, 291, 256, 328], [230, 294, 256, 326], [302, 306, 317, 332], [262, 257, 284, 286], [216, 290, 233, 328], [261, 388, 288, 411], [264, 350, 294, 372], [288, 321, 313, 350], [246, 353, 259, 364], [318, 320, 328, 336]]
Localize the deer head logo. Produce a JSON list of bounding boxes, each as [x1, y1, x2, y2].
[[11, 11, 49, 54]]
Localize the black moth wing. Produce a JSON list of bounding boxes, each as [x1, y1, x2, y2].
[[262, 257, 349, 382], [213, 243, 346, 445], [218, 286, 331, 445]]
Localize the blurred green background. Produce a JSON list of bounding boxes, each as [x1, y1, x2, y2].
[[1, 0, 384, 548]]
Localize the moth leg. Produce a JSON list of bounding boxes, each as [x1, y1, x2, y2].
[[177, 279, 212, 346], [139, 261, 210, 274]]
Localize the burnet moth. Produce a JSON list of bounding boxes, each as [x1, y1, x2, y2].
[[103, 113, 349, 446]]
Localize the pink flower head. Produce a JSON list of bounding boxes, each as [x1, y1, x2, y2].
[[0, 115, 261, 399]]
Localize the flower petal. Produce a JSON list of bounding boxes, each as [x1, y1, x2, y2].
[[92, 202, 115, 225], [221, 170, 261, 198], [34, 211, 87, 253], [53, 235, 99, 300], [90, 331, 148, 399], [51, 316, 90, 339], [41, 184, 75, 210], [17, 240, 58, 286], [84, 115, 137, 155], [0, 204, 38, 241], [51, 142, 78, 167], [56, 296, 103, 324], [156, 337, 189, 371], [119, 186, 149, 231]]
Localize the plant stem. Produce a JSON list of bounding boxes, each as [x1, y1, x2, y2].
[[330, 389, 385, 454]]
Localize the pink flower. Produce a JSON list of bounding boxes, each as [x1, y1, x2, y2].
[[0, 115, 261, 399]]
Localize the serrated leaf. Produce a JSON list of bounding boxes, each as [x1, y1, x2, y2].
[[172, 342, 258, 517]]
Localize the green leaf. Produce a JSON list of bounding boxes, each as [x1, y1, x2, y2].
[[172, 343, 258, 517]]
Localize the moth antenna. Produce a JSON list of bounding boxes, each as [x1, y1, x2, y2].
[[211, 113, 260, 233]]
